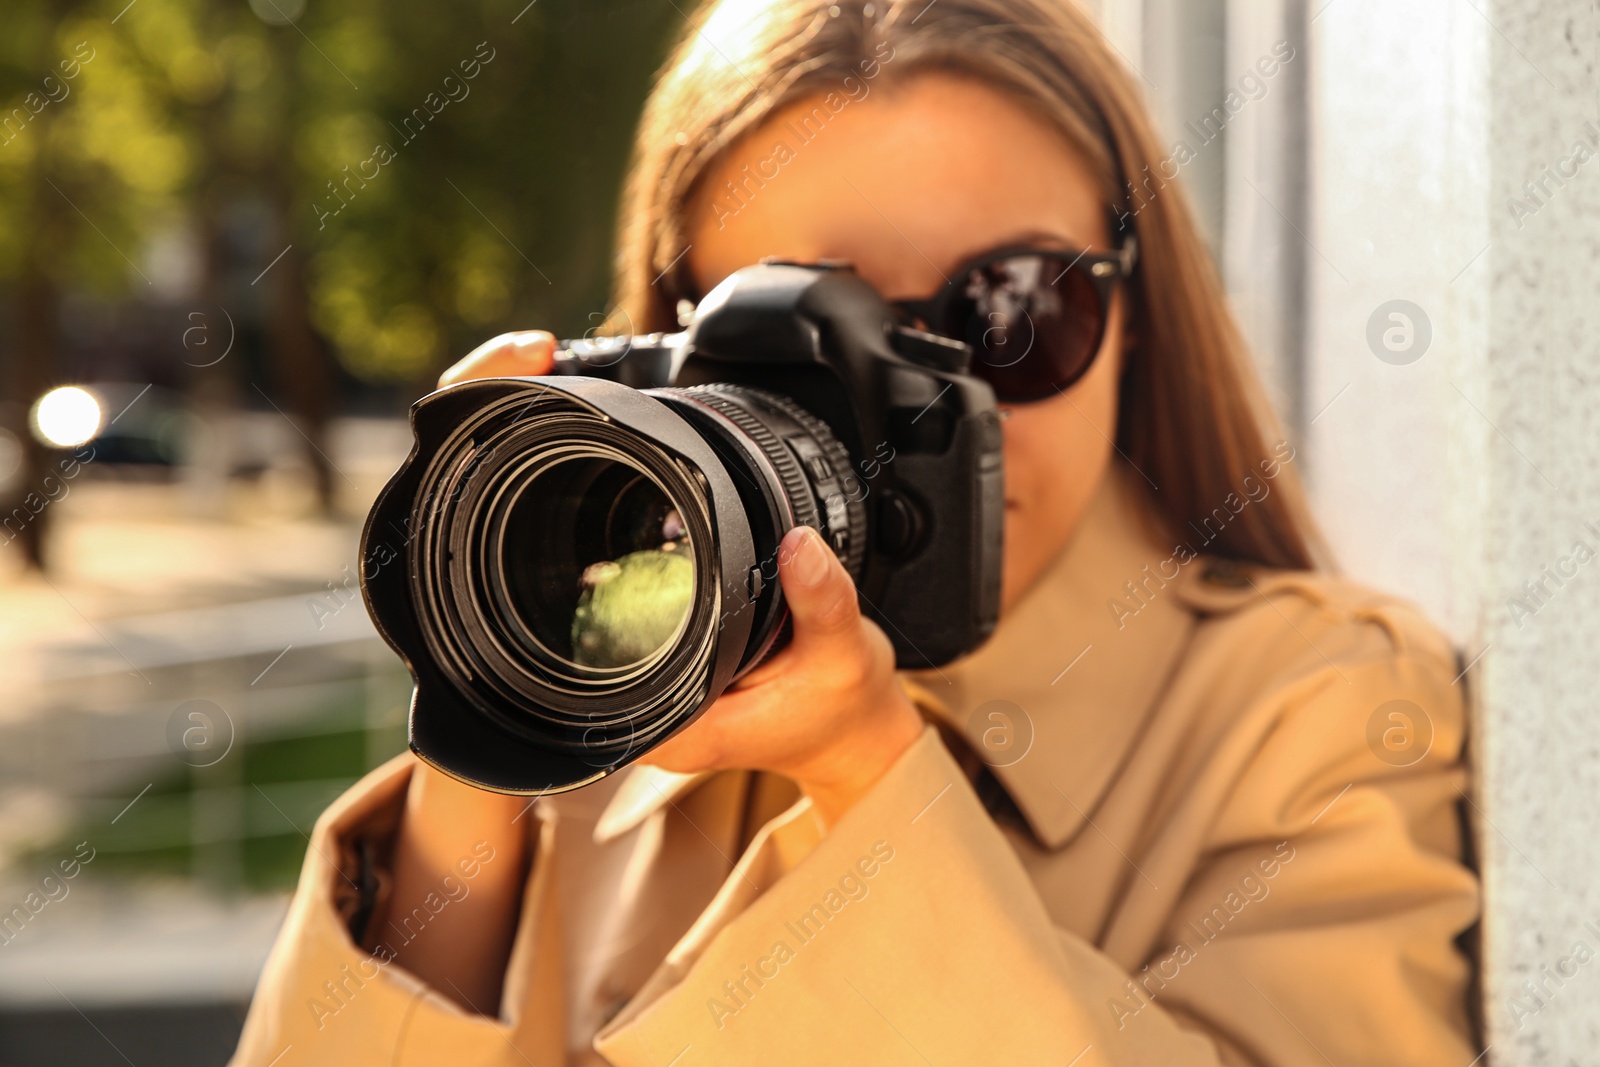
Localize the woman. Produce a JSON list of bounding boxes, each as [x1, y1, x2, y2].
[[234, 1, 1478, 1063]]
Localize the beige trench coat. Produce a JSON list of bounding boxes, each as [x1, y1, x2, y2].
[[232, 464, 1479, 1066]]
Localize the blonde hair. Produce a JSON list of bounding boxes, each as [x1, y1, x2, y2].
[[613, 0, 1324, 570]]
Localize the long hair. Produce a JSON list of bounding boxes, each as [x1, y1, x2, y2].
[[611, 0, 1324, 571]]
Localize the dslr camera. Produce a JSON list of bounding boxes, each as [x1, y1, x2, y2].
[[361, 262, 1003, 793]]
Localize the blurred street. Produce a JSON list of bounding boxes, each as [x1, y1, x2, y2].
[[0, 415, 413, 1058], [0, 2, 683, 1058]]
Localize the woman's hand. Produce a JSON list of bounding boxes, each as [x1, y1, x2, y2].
[[643, 526, 924, 830], [435, 334, 925, 830], [438, 330, 557, 385]]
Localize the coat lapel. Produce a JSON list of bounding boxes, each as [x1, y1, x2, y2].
[[903, 462, 1195, 850], [593, 765, 715, 845]]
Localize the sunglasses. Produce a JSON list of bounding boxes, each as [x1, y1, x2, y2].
[[890, 236, 1138, 403]]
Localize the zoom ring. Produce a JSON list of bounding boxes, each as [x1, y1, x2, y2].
[[753, 391, 869, 580], [681, 384, 866, 580], [681, 386, 823, 535]]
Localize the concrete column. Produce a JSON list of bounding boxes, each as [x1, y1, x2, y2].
[[1477, 1, 1600, 1058], [1139, 0, 1229, 251]]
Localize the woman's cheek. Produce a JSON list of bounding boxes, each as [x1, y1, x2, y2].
[[997, 391, 1115, 611]]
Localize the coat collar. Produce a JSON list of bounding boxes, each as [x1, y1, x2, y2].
[[593, 764, 714, 844], [595, 462, 1197, 850], [901, 462, 1196, 849]]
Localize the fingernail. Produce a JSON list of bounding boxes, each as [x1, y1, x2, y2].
[[790, 529, 830, 588]]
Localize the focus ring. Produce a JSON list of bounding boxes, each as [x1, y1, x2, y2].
[[754, 391, 869, 580], [681, 386, 821, 535]]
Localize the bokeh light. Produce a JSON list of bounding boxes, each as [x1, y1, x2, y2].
[[31, 386, 103, 448]]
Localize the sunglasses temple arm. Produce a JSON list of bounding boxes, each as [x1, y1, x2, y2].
[[1118, 235, 1139, 276]]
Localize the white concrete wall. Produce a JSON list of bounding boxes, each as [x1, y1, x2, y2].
[[1302, 0, 1600, 1060], [1303, 0, 1491, 642]]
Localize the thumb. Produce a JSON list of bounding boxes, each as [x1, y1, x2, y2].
[[776, 526, 860, 648]]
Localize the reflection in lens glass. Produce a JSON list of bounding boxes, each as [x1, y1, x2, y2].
[[956, 253, 1107, 402], [501, 456, 695, 670], [572, 543, 693, 668]]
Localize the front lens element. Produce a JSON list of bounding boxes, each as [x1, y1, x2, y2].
[[498, 456, 694, 670], [407, 386, 731, 767]]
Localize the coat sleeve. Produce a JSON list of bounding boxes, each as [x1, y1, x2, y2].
[[1133, 646, 1481, 1066], [592, 652, 1478, 1065], [229, 752, 571, 1067], [592, 722, 1217, 1065]]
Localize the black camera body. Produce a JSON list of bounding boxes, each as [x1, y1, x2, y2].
[[562, 263, 1005, 661], [362, 263, 1003, 794]]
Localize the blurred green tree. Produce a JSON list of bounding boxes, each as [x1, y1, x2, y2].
[[1, 0, 682, 546], [0, 0, 200, 561], [283, 0, 681, 390]]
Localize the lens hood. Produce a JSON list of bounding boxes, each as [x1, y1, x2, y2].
[[361, 375, 758, 794]]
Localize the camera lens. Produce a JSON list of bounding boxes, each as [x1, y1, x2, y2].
[[370, 375, 867, 791]]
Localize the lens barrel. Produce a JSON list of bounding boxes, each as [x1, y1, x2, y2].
[[363, 374, 866, 793]]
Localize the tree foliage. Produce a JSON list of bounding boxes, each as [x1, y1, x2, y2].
[[0, 0, 682, 388]]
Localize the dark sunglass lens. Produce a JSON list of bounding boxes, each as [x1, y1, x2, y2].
[[951, 254, 1108, 402]]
